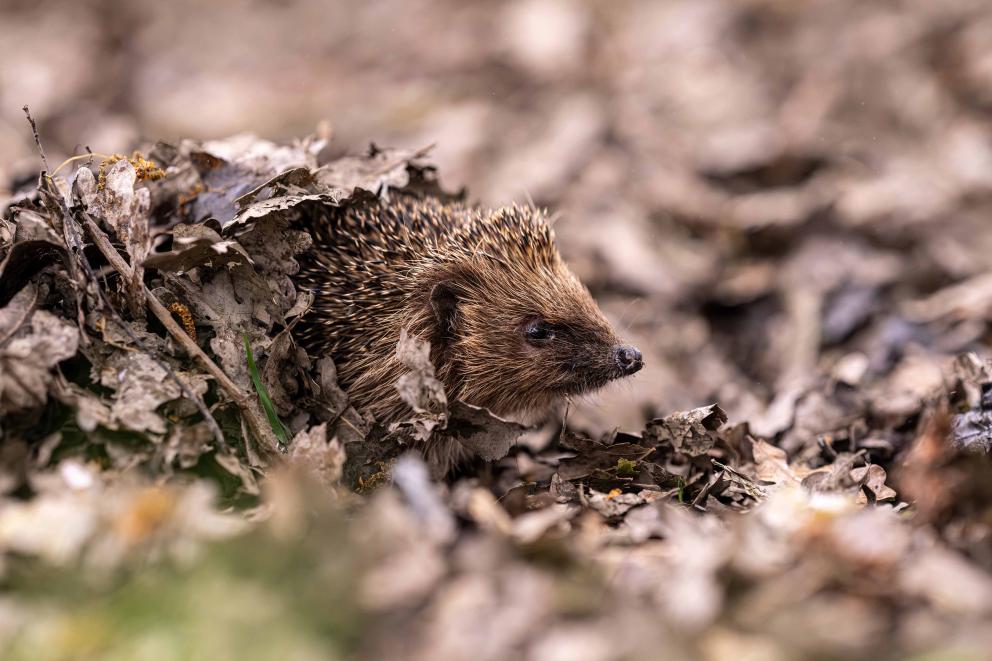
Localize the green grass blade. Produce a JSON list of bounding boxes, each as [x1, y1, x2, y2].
[[243, 334, 290, 447]]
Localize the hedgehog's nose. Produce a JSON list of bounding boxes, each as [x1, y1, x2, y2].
[[614, 344, 643, 376]]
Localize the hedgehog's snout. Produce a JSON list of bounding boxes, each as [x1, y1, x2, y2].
[[614, 344, 643, 376]]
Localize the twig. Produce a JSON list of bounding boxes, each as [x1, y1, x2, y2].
[[22, 107, 229, 450], [80, 213, 281, 455], [23, 105, 49, 172]]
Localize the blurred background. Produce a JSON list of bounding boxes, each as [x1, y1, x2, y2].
[[4, 0, 992, 435]]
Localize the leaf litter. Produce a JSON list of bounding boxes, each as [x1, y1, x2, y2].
[[1, 132, 989, 660], [3, 3, 992, 655]]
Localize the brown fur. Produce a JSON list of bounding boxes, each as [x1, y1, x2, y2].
[[295, 196, 637, 430]]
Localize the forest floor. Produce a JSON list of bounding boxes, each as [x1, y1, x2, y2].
[[3, 1, 992, 659]]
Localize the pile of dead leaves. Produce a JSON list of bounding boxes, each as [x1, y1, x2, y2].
[[2, 133, 460, 499], [1, 132, 992, 660]]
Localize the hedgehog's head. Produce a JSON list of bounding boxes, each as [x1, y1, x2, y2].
[[426, 205, 642, 418]]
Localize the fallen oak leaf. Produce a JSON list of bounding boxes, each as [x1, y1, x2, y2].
[[391, 330, 447, 442], [144, 223, 252, 273], [557, 432, 654, 481], [0, 307, 79, 414], [0, 283, 38, 346], [288, 423, 346, 489], [851, 464, 897, 503], [645, 404, 728, 456], [751, 438, 800, 485], [0, 210, 67, 307], [446, 401, 527, 462]]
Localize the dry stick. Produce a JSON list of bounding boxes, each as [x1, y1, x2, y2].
[[22, 105, 49, 172], [22, 106, 228, 449], [79, 214, 282, 455]]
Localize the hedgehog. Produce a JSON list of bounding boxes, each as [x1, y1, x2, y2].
[[294, 195, 642, 457]]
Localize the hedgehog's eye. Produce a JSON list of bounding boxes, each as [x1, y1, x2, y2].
[[523, 319, 556, 345]]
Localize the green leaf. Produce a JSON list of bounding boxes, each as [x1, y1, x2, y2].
[[243, 334, 290, 447]]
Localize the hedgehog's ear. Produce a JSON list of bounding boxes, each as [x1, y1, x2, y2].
[[430, 281, 459, 338]]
